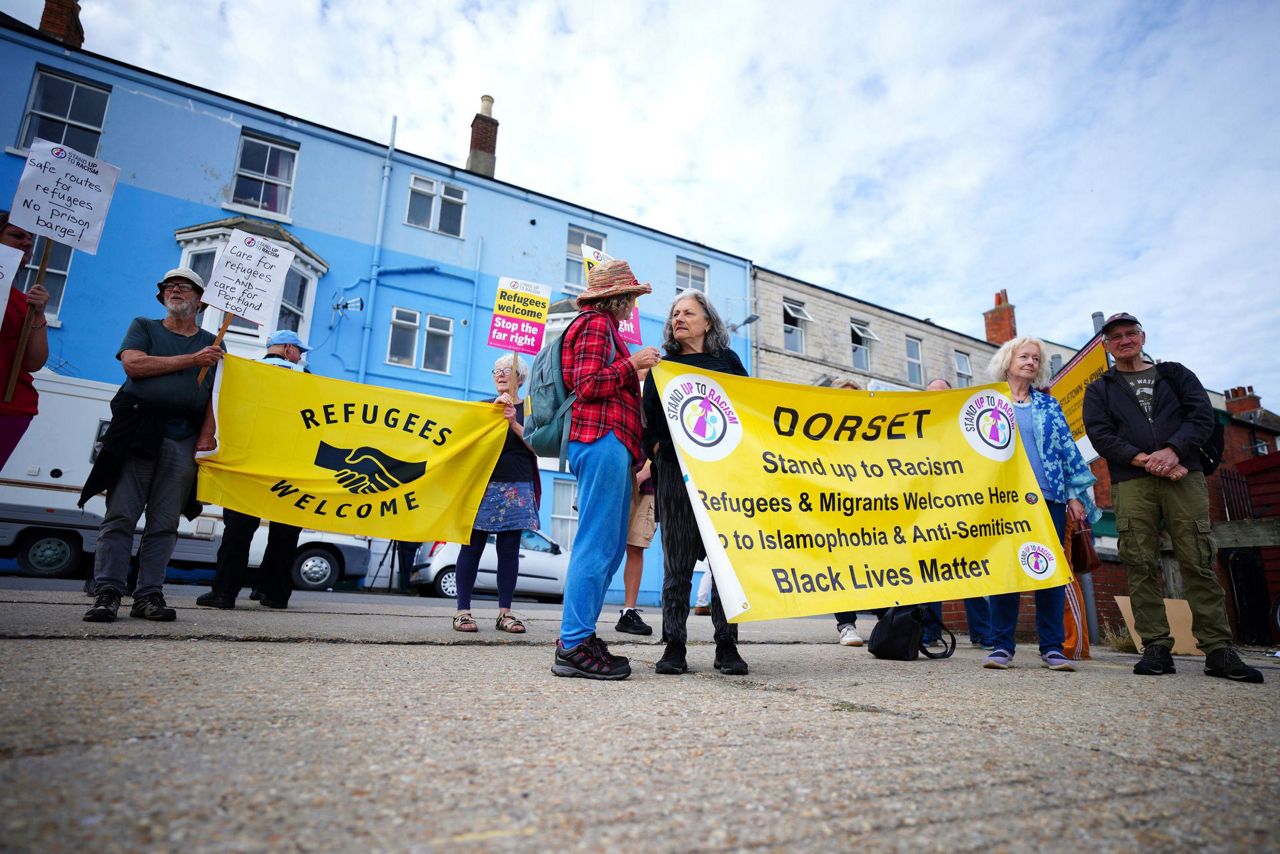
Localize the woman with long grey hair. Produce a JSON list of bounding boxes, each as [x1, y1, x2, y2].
[[642, 289, 749, 676]]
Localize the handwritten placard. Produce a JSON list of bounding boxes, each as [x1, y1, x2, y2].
[[202, 229, 296, 327], [9, 139, 120, 255], [0, 243, 23, 322], [488, 277, 552, 354], [580, 244, 643, 344]]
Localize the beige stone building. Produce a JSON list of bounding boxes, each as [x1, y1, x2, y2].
[[750, 267, 997, 390]]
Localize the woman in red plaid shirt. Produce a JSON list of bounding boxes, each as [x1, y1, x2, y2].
[[552, 260, 663, 681]]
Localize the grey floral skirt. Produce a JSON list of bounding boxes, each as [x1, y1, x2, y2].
[[473, 481, 540, 532]]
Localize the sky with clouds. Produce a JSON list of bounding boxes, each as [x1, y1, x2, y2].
[[7, 0, 1278, 396]]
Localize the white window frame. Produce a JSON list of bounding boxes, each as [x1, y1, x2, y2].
[[906, 336, 924, 386], [954, 351, 973, 388], [850, 319, 879, 371], [178, 225, 327, 356], [552, 479, 580, 549], [676, 258, 709, 295], [404, 175, 467, 238], [386, 307, 420, 367], [225, 132, 298, 221], [15, 68, 111, 155], [421, 314, 454, 374], [783, 299, 812, 355], [14, 236, 74, 322], [565, 226, 606, 293]]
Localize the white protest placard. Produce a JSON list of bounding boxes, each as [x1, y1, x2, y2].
[[0, 243, 24, 323], [202, 229, 296, 327], [9, 139, 120, 255]]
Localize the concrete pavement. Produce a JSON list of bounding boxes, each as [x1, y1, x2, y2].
[[1, 580, 1277, 851]]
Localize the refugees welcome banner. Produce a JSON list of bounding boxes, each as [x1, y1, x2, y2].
[[650, 364, 1071, 622], [198, 356, 508, 541]]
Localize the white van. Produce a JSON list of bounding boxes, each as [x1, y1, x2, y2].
[[0, 372, 371, 589]]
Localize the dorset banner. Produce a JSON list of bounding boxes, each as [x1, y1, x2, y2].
[[197, 356, 509, 541], [650, 363, 1072, 622]]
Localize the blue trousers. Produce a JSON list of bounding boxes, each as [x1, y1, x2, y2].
[[962, 596, 992, 644], [988, 500, 1067, 656], [559, 433, 632, 648]]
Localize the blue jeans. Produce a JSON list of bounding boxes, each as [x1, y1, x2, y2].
[[559, 433, 632, 648], [919, 601, 945, 644], [963, 596, 992, 645], [988, 501, 1067, 657]]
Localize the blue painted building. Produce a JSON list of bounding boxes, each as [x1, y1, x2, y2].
[[0, 16, 753, 605]]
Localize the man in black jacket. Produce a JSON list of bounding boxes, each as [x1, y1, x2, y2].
[[82, 268, 224, 623], [1083, 313, 1261, 682]]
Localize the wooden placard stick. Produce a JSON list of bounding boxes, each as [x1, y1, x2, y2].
[[197, 313, 233, 385], [3, 240, 52, 404]]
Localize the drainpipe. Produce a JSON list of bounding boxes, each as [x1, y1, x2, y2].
[[462, 236, 484, 399], [358, 115, 398, 384], [1078, 309, 1106, 644]]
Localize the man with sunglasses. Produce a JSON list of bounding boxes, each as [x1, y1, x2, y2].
[[81, 268, 224, 622]]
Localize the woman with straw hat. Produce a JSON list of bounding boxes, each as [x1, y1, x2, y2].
[[551, 260, 662, 681]]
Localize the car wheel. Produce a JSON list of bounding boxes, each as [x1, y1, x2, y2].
[[433, 566, 457, 599], [16, 530, 82, 578], [292, 547, 341, 590]]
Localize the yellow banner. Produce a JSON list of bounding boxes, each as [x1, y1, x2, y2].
[[197, 356, 508, 541], [651, 364, 1071, 623], [1048, 334, 1107, 441]]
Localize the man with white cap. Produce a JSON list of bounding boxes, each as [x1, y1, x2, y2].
[[81, 267, 224, 622], [196, 328, 309, 610]]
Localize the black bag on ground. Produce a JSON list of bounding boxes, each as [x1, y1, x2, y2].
[[867, 605, 956, 661]]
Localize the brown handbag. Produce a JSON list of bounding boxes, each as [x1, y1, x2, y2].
[[1067, 520, 1101, 575]]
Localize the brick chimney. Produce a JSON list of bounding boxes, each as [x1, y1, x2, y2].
[[465, 95, 498, 178], [1225, 385, 1262, 415], [39, 0, 84, 49], [983, 289, 1017, 345]]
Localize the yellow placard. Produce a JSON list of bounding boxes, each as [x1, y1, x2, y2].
[[197, 356, 508, 541], [1048, 335, 1107, 441], [651, 364, 1072, 623]]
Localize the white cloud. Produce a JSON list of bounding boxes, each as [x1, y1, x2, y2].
[[11, 0, 1278, 395]]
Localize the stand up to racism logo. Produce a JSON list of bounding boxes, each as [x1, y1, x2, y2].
[[663, 374, 744, 462], [959, 390, 1017, 461]]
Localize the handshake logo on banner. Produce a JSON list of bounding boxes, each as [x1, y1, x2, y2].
[[314, 442, 427, 495]]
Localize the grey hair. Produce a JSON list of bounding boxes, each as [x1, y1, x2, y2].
[[492, 353, 528, 384], [662, 289, 730, 356], [988, 336, 1049, 387]]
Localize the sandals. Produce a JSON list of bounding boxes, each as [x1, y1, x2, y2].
[[495, 613, 526, 634], [452, 613, 478, 633]]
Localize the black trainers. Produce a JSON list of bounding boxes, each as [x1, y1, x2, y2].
[[713, 640, 748, 676], [1134, 643, 1175, 675], [615, 608, 653, 636], [83, 588, 121, 623], [551, 635, 631, 680], [258, 596, 288, 610], [1204, 647, 1264, 683], [589, 635, 627, 666], [129, 592, 177, 622], [655, 640, 688, 675], [196, 591, 235, 609]]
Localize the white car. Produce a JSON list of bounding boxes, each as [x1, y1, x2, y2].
[[409, 529, 567, 602]]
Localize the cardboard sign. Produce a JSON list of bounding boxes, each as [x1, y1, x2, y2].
[[202, 229, 296, 327], [487, 277, 551, 354], [0, 243, 24, 322], [9, 139, 120, 255], [1048, 333, 1107, 462], [580, 244, 643, 344]]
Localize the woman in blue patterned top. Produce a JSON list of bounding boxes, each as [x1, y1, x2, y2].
[[984, 337, 1100, 672]]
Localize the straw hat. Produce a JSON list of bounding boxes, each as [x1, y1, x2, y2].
[[575, 259, 653, 308]]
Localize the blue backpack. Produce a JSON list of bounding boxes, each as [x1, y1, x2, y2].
[[525, 312, 615, 466]]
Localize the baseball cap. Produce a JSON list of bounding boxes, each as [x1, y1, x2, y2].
[[155, 267, 206, 304], [266, 329, 310, 351], [1100, 312, 1140, 335]]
